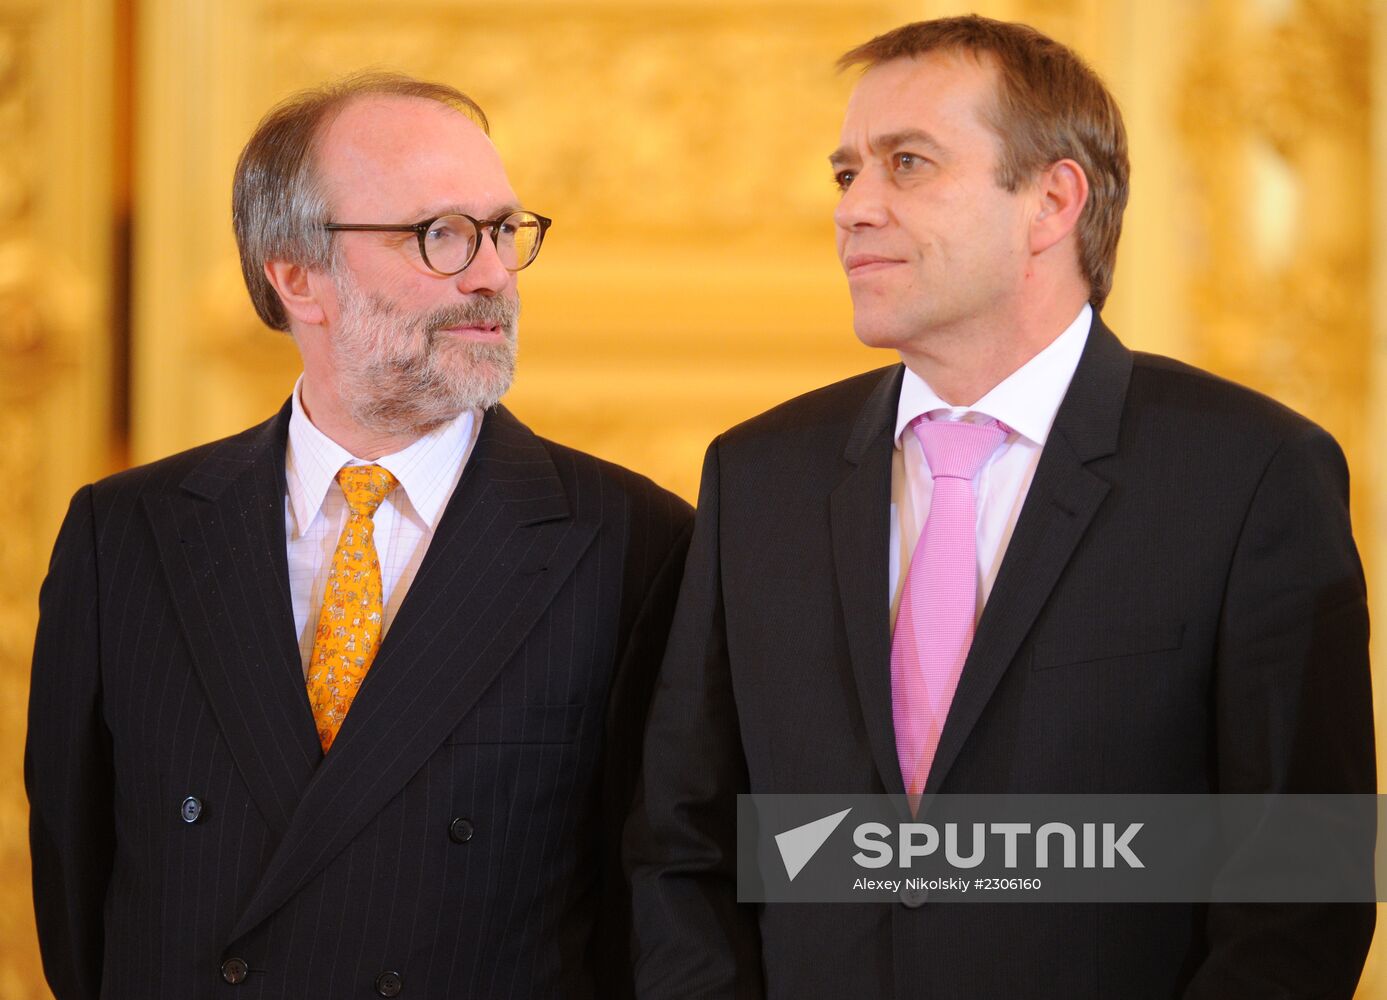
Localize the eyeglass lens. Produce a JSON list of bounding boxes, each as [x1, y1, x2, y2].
[[423, 212, 545, 274]]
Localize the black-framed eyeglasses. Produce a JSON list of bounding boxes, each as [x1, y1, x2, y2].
[[323, 210, 553, 276]]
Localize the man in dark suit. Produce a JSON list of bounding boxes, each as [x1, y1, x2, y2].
[[627, 15, 1374, 999], [28, 72, 692, 999]]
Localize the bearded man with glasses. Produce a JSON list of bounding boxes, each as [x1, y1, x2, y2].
[[27, 72, 691, 1000]]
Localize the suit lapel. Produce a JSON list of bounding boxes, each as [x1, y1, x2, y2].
[[831, 366, 908, 796], [230, 405, 597, 943], [146, 401, 321, 839], [924, 318, 1132, 794]]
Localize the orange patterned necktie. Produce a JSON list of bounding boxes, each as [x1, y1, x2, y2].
[[306, 464, 399, 753]]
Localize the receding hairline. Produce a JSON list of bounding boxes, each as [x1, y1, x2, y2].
[[282, 70, 489, 129], [322, 88, 489, 129], [838, 41, 998, 77], [267, 73, 489, 168], [308, 91, 499, 218], [309, 90, 493, 163]]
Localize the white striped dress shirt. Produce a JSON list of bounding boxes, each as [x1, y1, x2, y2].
[[284, 377, 482, 675]]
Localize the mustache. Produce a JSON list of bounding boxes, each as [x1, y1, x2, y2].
[[425, 296, 519, 336]]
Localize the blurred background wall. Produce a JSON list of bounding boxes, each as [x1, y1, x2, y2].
[[1, 0, 1382, 995]]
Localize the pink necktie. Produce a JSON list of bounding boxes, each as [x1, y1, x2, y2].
[[892, 416, 1008, 806]]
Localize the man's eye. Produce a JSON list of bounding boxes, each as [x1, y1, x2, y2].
[[833, 170, 856, 192], [426, 222, 460, 242], [893, 152, 922, 171]]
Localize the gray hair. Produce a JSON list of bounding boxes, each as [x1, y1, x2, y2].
[[231, 71, 489, 331]]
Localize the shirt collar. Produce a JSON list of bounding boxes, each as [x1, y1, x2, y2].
[[285, 375, 480, 538], [894, 304, 1092, 448]]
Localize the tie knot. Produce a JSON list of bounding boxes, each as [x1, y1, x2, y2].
[[336, 464, 398, 517], [910, 416, 1008, 481]]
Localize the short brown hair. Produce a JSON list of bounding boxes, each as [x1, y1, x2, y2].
[[232, 71, 489, 331], [839, 15, 1129, 310]]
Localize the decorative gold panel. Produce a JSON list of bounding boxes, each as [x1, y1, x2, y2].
[[1178, 0, 1370, 502], [0, 0, 114, 995], [133, 0, 926, 497]]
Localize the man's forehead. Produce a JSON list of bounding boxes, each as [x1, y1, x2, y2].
[[319, 94, 494, 165], [316, 94, 515, 215], [840, 50, 1000, 137]]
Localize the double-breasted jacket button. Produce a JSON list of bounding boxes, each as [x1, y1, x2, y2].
[[220, 957, 248, 984], [448, 817, 475, 844], [899, 883, 929, 909], [181, 796, 203, 824], [375, 970, 404, 997]]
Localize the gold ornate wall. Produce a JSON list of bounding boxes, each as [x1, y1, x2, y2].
[[131, 0, 928, 499], [0, 0, 115, 993], [1178, 0, 1371, 533], [2, 1, 1383, 996]]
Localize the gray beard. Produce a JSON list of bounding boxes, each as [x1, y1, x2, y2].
[[332, 285, 519, 438]]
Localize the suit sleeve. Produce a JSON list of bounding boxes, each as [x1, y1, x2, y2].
[[26, 485, 114, 1000], [1184, 425, 1375, 998], [625, 439, 765, 1000], [593, 495, 694, 1000]]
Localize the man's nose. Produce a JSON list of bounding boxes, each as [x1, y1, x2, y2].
[[454, 230, 510, 294], [833, 167, 890, 231]]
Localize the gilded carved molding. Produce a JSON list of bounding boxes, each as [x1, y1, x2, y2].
[[1, 8, 53, 998], [257, 4, 878, 241], [0, 15, 54, 397], [1, 0, 113, 992], [1177, 0, 1370, 481], [0, 9, 45, 642]]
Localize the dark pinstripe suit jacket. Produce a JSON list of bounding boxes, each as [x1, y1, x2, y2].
[[28, 401, 692, 1000]]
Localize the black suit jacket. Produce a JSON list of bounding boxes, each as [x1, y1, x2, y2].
[[627, 319, 1375, 999], [28, 401, 692, 1000]]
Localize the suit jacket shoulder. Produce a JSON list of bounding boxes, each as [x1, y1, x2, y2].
[[703, 366, 902, 506], [1129, 350, 1335, 446], [86, 408, 285, 509], [719, 365, 897, 449], [534, 432, 692, 541], [1122, 349, 1352, 509]]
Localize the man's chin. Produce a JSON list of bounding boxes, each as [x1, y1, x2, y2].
[[440, 341, 516, 410], [851, 318, 914, 352], [348, 372, 513, 436], [460, 371, 513, 412]]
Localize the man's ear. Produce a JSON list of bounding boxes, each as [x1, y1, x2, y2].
[[1029, 158, 1089, 256], [263, 260, 327, 328]]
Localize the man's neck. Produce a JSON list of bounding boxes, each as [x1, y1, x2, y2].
[[898, 295, 1089, 407], [298, 378, 426, 461]]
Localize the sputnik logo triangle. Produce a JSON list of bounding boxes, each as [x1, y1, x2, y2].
[[774, 808, 852, 881]]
